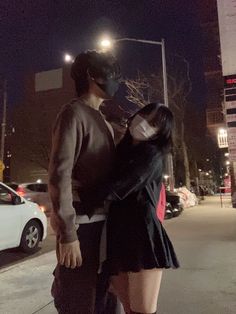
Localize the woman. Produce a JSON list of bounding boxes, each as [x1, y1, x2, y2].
[[104, 103, 179, 314]]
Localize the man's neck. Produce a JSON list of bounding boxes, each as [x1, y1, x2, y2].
[[79, 93, 104, 111]]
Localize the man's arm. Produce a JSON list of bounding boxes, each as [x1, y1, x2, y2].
[[49, 105, 82, 244]]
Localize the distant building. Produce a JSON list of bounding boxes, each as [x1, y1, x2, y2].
[[197, 0, 225, 141], [9, 65, 75, 182]]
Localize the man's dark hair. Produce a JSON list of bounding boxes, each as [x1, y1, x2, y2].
[[71, 50, 121, 96]]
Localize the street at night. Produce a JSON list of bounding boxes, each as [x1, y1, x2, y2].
[[1, 197, 236, 313], [1, 1, 236, 313]]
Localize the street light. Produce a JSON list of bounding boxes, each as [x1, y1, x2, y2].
[[98, 36, 174, 190], [64, 53, 74, 63], [99, 36, 168, 106], [100, 38, 113, 50]]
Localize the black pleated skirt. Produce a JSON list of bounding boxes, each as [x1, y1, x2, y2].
[[106, 201, 180, 275]]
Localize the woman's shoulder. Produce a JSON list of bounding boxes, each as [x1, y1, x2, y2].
[[139, 142, 163, 159]]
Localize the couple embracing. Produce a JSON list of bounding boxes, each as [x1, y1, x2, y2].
[[49, 50, 179, 314]]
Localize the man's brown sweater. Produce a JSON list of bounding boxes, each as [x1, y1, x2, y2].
[[48, 99, 115, 243]]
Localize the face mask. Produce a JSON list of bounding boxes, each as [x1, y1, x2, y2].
[[96, 78, 120, 98], [129, 115, 157, 141]]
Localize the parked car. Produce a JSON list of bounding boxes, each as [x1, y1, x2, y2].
[[0, 182, 47, 253], [164, 202, 174, 219], [7, 182, 52, 217], [166, 190, 183, 218]]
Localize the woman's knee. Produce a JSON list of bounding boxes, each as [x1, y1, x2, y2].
[[128, 269, 162, 314], [110, 272, 130, 312]]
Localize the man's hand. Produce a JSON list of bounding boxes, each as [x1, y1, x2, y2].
[[59, 240, 82, 269]]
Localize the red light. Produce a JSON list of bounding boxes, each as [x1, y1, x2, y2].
[[226, 78, 236, 84], [16, 187, 25, 197]]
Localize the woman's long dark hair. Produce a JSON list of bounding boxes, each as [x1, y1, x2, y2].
[[119, 103, 174, 155]]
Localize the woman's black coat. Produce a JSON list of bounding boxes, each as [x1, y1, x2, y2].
[[105, 134, 179, 272], [109, 134, 164, 208]]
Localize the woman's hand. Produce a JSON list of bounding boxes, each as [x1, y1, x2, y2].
[[59, 240, 82, 269]]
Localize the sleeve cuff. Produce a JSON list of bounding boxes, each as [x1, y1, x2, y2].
[[59, 229, 78, 243]]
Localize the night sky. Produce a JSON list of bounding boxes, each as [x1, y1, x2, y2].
[[0, 0, 205, 107]]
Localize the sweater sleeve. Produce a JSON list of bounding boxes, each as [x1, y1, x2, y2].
[[109, 148, 163, 201], [48, 106, 82, 243]]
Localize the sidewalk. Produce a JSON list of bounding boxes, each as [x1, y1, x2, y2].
[[158, 196, 236, 314], [0, 251, 57, 314], [1, 196, 236, 314]]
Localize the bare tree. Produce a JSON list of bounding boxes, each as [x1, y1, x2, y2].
[[125, 71, 150, 107], [124, 54, 193, 188]]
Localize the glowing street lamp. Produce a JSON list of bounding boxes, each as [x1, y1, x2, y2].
[[98, 35, 175, 189], [64, 53, 74, 63], [100, 38, 113, 50]]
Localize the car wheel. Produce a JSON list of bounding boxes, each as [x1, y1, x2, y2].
[[20, 220, 42, 253]]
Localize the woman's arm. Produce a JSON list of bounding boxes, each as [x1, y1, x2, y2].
[[108, 147, 163, 201]]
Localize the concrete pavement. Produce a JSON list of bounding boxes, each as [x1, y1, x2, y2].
[[0, 196, 236, 314], [158, 196, 236, 314], [0, 250, 56, 314]]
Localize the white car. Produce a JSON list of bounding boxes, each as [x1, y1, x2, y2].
[[7, 182, 52, 217], [0, 182, 47, 253]]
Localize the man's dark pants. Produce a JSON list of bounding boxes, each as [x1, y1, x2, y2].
[[52, 221, 105, 314]]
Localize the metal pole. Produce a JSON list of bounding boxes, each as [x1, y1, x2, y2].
[[114, 37, 175, 190], [0, 80, 7, 162], [116, 38, 162, 46], [161, 39, 169, 107], [161, 39, 174, 191]]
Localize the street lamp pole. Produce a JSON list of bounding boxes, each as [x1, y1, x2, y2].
[[161, 38, 168, 107], [101, 37, 174, 190], [0, 80, 7, 181], [0, 80, 7, 162]]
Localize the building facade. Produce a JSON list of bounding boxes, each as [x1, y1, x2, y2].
[[8, 65, 75, 182], [198, 0, 225, 139]]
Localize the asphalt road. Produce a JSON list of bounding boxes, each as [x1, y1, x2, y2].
[[0, 218, 56, 269]]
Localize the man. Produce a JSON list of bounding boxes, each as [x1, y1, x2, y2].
[[49, 50, 121, 313]]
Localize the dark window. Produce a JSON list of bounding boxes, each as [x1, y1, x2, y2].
[[27, 184, 37, 192], [27, 184, 48, 193], [7, 183, 18, 191], [36, 184, 48, 192], [0, 185, 13, 204]]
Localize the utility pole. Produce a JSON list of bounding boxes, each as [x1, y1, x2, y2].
[[0, 80, 7, 181]]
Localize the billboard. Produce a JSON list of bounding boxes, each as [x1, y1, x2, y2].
[[35, 68, 63, 92], [217, 0, 236, 76]]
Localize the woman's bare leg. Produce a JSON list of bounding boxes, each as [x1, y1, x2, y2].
[[110, 272, 130, 313], [128, 268, 163, 313]]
